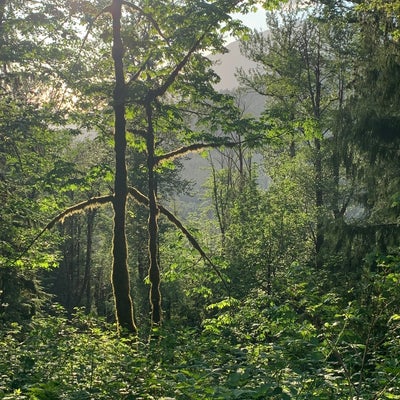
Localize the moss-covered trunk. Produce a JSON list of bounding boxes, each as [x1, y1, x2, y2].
[[111, 0, 137, 334]]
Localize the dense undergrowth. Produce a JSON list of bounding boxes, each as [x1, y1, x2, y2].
[[2, 254, 400, 400]]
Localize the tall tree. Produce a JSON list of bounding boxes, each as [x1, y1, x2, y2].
[[341, 0, 400, 257], [238, 3, 355, 267], [0, 0, 85, 322], [18, 0, 270, 332], [3, 0, 282, 332], [108, 0, 137, 334]]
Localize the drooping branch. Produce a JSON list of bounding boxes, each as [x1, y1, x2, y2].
[[128, 187, 230, 293], [9, 195, 113, 267]]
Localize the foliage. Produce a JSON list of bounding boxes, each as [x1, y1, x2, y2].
[[0, 0, 96, 323], [1, 0, 400, 397], [1, 251, 400, 399]]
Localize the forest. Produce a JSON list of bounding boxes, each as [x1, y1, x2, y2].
[[1, 0, 400, 398]]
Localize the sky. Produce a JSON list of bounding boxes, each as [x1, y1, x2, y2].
[[233, 6, 267, 31], [227, 6, 267, 43]]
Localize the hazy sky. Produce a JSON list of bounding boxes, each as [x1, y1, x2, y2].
[[233, 6, 267, 31], [227, 6, 267, 43]]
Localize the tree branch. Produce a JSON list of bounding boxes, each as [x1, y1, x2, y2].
[[122, 1, 169, 43], [127, 55, 152, 85], [155, 141, 238, 164], [148, 30, 209, 101], [81, 5, 112, 52], [128, 186, 230, 293], [47, 195, 114, 228], [8, 195, 113, 267]]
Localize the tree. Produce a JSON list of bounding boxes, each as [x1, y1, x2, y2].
[[44, 139, 114, 316], [106, 0, 257, 330], [311, 0, 400, 271], [238, 2, 357, 267], [0, 0, 86, 322], [9, 0, 269, 332]]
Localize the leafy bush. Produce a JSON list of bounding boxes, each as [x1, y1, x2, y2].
[[1, 252, 400, 399]]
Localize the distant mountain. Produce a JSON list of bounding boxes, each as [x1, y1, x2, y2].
[[209, 39, 259, 90], [176, 38, 267, 215], [209, 39, 265, 115]]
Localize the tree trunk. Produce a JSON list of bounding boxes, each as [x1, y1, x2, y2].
[[75, 210, 95, 313], [85, 210, 94, 313], [145, 103, 162, 326], [314, 136, 324, 266], [110, 0, 137, 334]]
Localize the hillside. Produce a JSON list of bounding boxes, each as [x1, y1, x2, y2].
[[177, 39, 266, 215]]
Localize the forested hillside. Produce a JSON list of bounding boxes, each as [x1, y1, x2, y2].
[[1, 0, 400, 398]]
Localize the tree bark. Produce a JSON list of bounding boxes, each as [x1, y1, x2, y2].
[[110, 0, 137, 334], [145, 103, 162, 326], [314, 136, 324, 264], [75, 210, 95, 313]]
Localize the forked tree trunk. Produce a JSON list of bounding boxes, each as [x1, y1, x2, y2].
[[110, 0, 137, 334]]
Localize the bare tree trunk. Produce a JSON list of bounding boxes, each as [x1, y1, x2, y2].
[[110, 0, 137, 334]]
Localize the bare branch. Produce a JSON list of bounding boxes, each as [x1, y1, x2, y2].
[[128, 186, 230, 293], [128, 186, 149, 205]]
